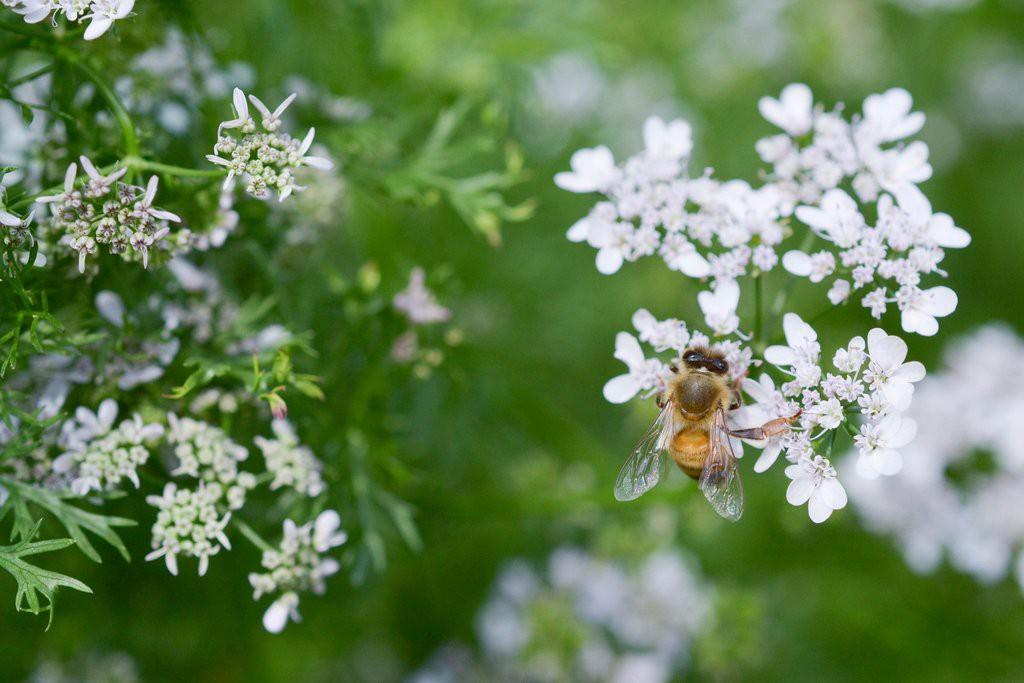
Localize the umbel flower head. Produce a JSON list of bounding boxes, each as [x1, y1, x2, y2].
[[602, 310, 923, 523], [52, 398, 164, 496], [145, 482, 232, 577], [557, 84, 968, 338], [248, 510, 347, 633], [6, 0, 135, 40], [208, 88, 334, 202], [36, 157, 182, 273], [253, 420, 325, 498]]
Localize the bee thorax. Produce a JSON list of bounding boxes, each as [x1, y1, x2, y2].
[[674, 375, 722, 417]]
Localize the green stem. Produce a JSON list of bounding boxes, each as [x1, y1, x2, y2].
[[769, 230, 818, 320], [6, 62, 54, 88], [232, 517, 274, 554], [122, 157, 226, 180], [753, 273, 764, 347]]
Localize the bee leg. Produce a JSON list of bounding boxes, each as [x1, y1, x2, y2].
[[729, 415, 797, 441], [728, 426, 766, 440]]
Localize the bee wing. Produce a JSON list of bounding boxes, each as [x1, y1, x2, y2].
[[698, 408, 744, 521], [614, 400, 675, 502]]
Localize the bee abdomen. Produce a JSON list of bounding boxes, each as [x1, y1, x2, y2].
[[670, 429, 708, 480]]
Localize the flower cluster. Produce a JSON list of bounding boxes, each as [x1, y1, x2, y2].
[[52, 399, 164, 496], [4, 0, 135, 40], [253, 420, 325, 498], [557, 84, 967, 338], [469, 547, 711, 683], [207, 88, 333, 201], [37, 158, 182, 273], [846, 326, 1024, 591], [165, 414, 256, 510], [604, 308, 926, 523], [247, 510, 347, 633], [144, 482, 232, 577]]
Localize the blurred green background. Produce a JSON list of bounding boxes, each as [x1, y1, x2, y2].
[[5, 0, 1024, 680]]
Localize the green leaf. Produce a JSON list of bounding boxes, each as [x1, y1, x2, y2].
[[0, 532, 92, 627], [2, 481, 136, 562]]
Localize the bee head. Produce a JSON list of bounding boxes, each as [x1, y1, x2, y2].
[[681, 346, 729, 376]]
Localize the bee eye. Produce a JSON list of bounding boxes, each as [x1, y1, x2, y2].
[[711, 359, 728, 374], [683, 350, 703, 364]]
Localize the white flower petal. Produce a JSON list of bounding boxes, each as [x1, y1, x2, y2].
[[613, 332, 645, 367], [786, 474, 815, 505], [867, 328, 907, 370], [603, 375, 641, 404]]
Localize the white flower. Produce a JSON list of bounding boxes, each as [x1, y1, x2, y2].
[[262, 592, 301, 634], [602, 333, 665, 404], [795, 189, 866, 248], [782, 250, 835, 283], [857, 88, 925, 145], [765, 313, 819, 370], [855, 414, 917, 478], [890, 187, 971, 249], [554, 146, 617, 193], [833, 336, 867, 373], [642, 116, 693, 162], [313, 509, 348, 552], [897, 285, 957, 336], [864, 328, 926, 411], [758, 83, 814, 136], [697, 280, 740, 336], [393, 267, 451, 325], [82, 0, 135, 40], [659, 233, 710, 277], [254, 420, 325, 497], [785, 455, 847, 523], [828, 279, 851, 304], [145, 483, 232, 577], [209, 88, 333, 201], [587, 220, 635, 275], [811, 397, 845, 430], [631, 309, 690, 353], [249, 510, 346, 633], [866, 141, 932, 197]]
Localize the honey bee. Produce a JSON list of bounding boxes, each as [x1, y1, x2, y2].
[[614, 346, 795, 521]]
